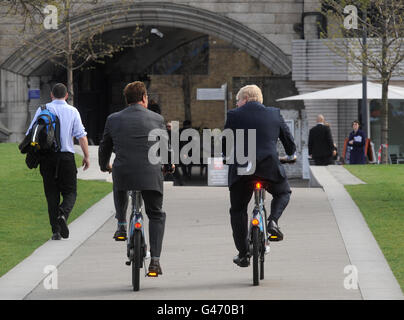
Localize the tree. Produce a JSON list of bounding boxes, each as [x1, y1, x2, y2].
[[0, 0, 147, 104], [320, 0, 404, 163], [178, 36, 209, 124]]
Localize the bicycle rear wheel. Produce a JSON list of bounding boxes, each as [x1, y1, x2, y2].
[[260, 235, 265, 280], [252, 226, 259, 286], [132, 230, 142, 291]]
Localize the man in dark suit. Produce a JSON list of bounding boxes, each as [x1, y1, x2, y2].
[[224, 85, 296, 267], [98, 81, 167, 275], [308, 115, 335, 166]]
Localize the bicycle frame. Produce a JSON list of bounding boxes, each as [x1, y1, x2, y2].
[[249, 181, 270, 286], [127, 191, 149, 277], [250, 182, 268, 242]]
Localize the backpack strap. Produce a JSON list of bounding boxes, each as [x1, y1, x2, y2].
[[40, 105, 46, 111]]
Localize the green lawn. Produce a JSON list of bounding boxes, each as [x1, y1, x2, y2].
[[0, 143, 112, 277], [344, 164, 404, 293]]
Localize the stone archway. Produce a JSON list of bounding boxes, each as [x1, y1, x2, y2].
[[1, 2, 291, 76], [0, 2, 293, 142]]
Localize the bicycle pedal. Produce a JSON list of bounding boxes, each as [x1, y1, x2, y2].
[[125, 260, 131, 266], [147, 272, 158, 277], [268, 235, 283, 242], [115, 236, 127, 241]]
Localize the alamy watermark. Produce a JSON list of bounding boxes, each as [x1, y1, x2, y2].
[[43, 5, 58, 30], [43, 265, 58, 290], [148, 121, 257, 175], [344, 5, 358, 30], [343, 265, 359, 290]]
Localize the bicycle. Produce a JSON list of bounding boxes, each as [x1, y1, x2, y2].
[[248, 154, 296, 286], [124, 191, 155, 291], [124, 165, 174, 291]]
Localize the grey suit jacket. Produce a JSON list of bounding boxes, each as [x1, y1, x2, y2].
[[99, 104, 166, 194]]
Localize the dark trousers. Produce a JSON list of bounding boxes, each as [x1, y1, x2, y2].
[[113, 187, 166, 258], [313, 156, 334, 166], [40, 153, 77, 234], [229, 176, 291, 256]]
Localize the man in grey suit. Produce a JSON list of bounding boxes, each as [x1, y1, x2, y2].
[[98, 81, 167, 275]]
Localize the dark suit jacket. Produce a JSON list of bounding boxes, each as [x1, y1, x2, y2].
[[308, 124, 334, 159], [98, 104, 166, 194], [224, 101, 296, 187]]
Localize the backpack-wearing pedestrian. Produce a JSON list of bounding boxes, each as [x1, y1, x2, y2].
[[25, 83, 90, 240]]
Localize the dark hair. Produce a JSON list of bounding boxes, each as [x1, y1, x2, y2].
[[123, 81, 146, 105], [352, 120, 360, 126], [52, 83, 67, 99]]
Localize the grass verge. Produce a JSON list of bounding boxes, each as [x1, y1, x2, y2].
[[0, 143, 112, 277], [344, 165, 404, 293]]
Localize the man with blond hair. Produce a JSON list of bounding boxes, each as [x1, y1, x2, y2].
[[224, 84, 296, 267]]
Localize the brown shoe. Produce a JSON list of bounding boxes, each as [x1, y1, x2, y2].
[[148, 260, 162, 276]]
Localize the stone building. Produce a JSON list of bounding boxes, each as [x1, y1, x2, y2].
[[1, 1, 403, 178]]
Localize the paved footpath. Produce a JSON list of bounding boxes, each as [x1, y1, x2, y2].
[[1, 146, 402, 300], [25, 185, 360, 300]]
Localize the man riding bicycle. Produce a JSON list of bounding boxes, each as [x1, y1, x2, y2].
[[98, 81, 168, 275], [224, 85, 296, 267]]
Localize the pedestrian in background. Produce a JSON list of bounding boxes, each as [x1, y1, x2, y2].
[[25, 83, 90, 240], [179, 120, 193, 180], [348, 120, 367, 164], [325, 122, 338, 164], [166, 121, 184, 186], [148, 99, 161, 115], [308, 114, 335, 166]]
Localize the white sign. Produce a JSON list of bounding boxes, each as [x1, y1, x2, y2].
[[207, 157, 228, 186], [196, 84, 226, 101]]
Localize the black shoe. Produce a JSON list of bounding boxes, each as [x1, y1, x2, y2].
[[148, 260, 162, 276], [113, 224, 127, 241], [58, 215, 69, 239], [51, 232, 61, 240], [267, 220, 284, 241], [233, 254, 250, 267]]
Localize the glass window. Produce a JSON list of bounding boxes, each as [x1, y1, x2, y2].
[[370, 99, 404, 158]]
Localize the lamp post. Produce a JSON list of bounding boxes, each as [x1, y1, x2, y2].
[[361, 7, 368, 138]]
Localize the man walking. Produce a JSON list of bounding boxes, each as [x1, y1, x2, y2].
[[308, 114, 335, 166], [26, 83, 90, 240], [98, 81, 167, 275], [224, 84, 296, 267]]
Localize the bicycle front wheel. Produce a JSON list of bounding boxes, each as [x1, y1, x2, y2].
[[132, 230, 142, 291], [252, 226, 259, 286]]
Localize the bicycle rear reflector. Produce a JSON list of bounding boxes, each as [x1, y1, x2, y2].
[[255, 182, 262, 189], [252, 218, 259, 226], [134, 222, 142, 229]]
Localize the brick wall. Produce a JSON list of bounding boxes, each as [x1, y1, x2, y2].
[[150, 37, 273, 129]]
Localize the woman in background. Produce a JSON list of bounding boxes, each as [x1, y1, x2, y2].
[[348, 120, 367, 164]]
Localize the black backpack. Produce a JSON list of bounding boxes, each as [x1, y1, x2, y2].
[[19, 105, 61, 168]]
